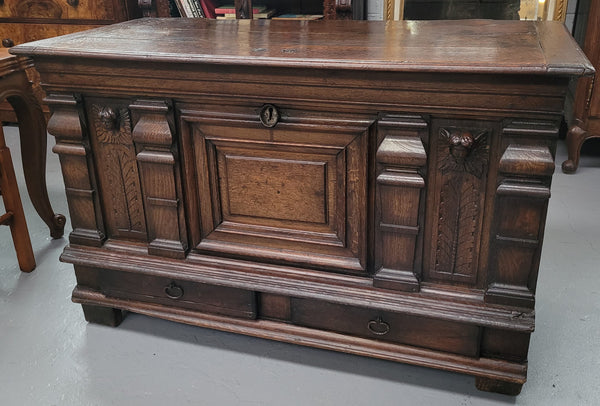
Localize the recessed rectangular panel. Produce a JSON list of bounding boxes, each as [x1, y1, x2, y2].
[[224, 156, 327, 224], [181, 105, 372, 274]]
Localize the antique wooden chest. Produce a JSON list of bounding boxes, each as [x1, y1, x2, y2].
[[11, 19, 592, 395]]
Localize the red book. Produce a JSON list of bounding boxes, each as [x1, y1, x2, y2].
[[200, 0, 217, 18]]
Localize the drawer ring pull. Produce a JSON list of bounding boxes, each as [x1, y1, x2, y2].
[[164, 282, 184, 299], [368, 317, 390, 336]]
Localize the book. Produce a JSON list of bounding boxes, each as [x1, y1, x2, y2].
[[214, 4, 266, 14], [188, 0, 205, 17], [222, 9, 275, 19], [200, 0, 217, 18], [272, 14, 323, 20], [173, 0, 193, 16]]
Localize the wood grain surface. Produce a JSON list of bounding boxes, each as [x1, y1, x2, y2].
[[11, 18, 593, 75]]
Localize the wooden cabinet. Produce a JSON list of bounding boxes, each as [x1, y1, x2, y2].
[[0, 0, 152, 47], [562, 0, 600, 173], [0, 0, 169, 121], [12, 19, 592, 395]]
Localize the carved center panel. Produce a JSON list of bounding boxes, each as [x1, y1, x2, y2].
[[87, 101, 147, 241], [424, 123, 493, 285], [180, 105, 373, 274]]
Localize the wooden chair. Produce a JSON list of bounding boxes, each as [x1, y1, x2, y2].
[[0, 125, 35, 271], [0, 48, 66, 272]]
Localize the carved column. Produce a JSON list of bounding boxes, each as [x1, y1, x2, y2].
[[373, 115, 428, 292], [130, 99, 188, 259], [485, 121, 557, 308], [46, 94, 105, 246]]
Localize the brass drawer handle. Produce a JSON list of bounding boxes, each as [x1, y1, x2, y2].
[[164, 282, 184, 299], [367, 317, 390, 336]]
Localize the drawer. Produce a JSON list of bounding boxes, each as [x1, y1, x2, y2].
[[0, 0, 116, 21], [100, 269, 257, 319], [291, 298, 481, 357]]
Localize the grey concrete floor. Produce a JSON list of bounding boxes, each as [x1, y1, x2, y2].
[[1, 124, 599, 405]]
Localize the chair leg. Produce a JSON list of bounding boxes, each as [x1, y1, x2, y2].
[[562, 124, 588, 174], [0, 126, 35, 272]]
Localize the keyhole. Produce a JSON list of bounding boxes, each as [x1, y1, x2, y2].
[[260, 104, 279, 128]]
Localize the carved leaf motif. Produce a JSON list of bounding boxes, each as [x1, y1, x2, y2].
[[436, 177, 461, 273], [92, 104, 146, 237], [453, 179, 478, 276], [435, 177, 479, 277], [117, 146, 145, 232], [433, 126, 488, 282]]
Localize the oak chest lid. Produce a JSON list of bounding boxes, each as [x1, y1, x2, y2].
[[11, 18, 593, 76]]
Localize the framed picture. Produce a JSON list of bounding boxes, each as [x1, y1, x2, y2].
[[383, 0, 569, 21]]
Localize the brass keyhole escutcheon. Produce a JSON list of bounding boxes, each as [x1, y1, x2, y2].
[[367, 316, 390, 336], [259, 104, 280, 128]]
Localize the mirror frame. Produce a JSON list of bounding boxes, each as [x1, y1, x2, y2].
[[383, 0, 569, 21]]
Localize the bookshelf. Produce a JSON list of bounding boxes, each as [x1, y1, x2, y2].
[[172, 0, 364, 20]]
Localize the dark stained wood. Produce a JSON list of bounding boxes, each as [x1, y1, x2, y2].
[[475, 377, 523, 396], [81, 304, 124, 327], [82, 266, 258, 318], [259, 293, 291, 321], [131, 98, 188, 258], [373, 115, 427, 292], [423, 120, 494, 286], [86, 98, 147, 241], [290, 298, 481, 357], [480, 328, 531, 363], [62, 244, 537, 332], [13, 19, 591, 396], [10, 19, 593, 76], [562, 0, 600, 173], [72, 285, 529, 385], [182, 105, 370, 273]]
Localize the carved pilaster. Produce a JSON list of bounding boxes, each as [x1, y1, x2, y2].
[[373, 115, 428, 292], [86, 101, 147, 241], [130, 99, 188, 259], [46, 93, 105, 246], [425, 124, 491, 285], [486, 136, 555, 308]]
